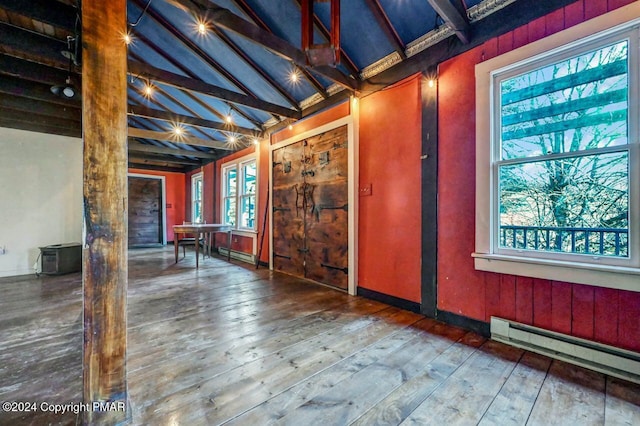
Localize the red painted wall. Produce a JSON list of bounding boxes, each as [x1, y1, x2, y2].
[[128, 168, 185, 242], [437, 0, 640, 351], [359, 75, 422, 303]]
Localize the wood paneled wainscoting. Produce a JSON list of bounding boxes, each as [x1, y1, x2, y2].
[[0, 247, 639, 425]]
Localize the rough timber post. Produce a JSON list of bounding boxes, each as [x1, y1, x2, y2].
[[81, 0, 129, 423]]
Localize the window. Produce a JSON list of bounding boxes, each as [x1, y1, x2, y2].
[[191, 172, 203, 223], [222, 156, 257, 231], [475, 12, 640, 290]]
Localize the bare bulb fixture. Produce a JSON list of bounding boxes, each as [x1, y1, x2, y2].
[[229, 136, 236, 143], [253, 138, 259, 145], [123, 33, 132, 45], [428, 79, 435, 88], [173, 126, 184, 136], [198, 22, 207, 35], [143, 84, 153, 97], [225, 114, 233, 124]]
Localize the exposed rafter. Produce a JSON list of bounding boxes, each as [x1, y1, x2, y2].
[[427, 0, 470, 44], [363, 0, 406, 59], [0, 0, 77, 31], [128, 39, 264, 130], [163, 0, 359, 91], [231, 0, 329, 97], [127, 127, 235, 150], [128, 104, 261, 137], [131, 0, 284, 123], [129, 140, 217, 159], [128, 60, 301, 119]]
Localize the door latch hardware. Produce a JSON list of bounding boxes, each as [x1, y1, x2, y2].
[[321, 263, 348, 274]]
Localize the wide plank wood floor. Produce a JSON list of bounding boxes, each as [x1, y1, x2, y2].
[[1, 247, 639, 425]]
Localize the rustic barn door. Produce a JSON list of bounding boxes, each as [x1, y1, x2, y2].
[[128, 176, 163, 246], [272, 125, 349, 290]]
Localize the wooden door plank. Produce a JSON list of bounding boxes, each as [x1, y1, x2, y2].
[[478, 351, 552, 425], [527, 360, 606, 425]]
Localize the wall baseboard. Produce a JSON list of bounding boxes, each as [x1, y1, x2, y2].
[[357, 287, 421, 313], [436, 310, 491, 337]]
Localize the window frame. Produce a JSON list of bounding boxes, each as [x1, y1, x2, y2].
[[221, 153, 258, 232], [474, 8, 640, 292], [191, 172, 203, 223]]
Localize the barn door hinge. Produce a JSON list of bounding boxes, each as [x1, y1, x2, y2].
[[321, 263, 348, 274], [317, 203, 348, 212], [302, 169, 315, 177], [297, 247, 310, 254], [274, 253, 292, 260], [273, 206, 290, 212]]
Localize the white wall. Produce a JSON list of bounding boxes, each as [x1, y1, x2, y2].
[[0, 127, 82, 278]]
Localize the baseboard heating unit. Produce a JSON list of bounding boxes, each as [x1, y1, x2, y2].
[[491, 317, 640, 384], [217, 247, 255, 265]]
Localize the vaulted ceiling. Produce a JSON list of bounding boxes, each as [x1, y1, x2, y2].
[[0, 0, 573, 172]]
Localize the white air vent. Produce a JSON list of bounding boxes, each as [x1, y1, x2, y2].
[[491, 317, 640, 384]]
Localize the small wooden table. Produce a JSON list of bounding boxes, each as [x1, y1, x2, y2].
[[173, 223, 233, 268]]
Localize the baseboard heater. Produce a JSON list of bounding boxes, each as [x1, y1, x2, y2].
[[491, 317, 640, 384], [217, 247, 255, 265]]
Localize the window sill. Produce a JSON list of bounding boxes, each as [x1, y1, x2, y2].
[[472, 253, 640, 292]]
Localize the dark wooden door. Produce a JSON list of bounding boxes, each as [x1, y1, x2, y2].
[[272, 125, 349, 290], [128, 176, 163, 246]]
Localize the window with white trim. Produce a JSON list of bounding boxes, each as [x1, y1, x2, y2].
[[222, 156, 257, 231], [475, 16, 640, 290], [191, 172, 203, 223]]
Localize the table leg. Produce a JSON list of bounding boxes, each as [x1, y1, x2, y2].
[[195, 232, 199, 268], [174, 233, 179, 263], [227, 230, 231, 261]]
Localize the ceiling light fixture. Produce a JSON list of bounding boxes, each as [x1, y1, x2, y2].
[[123, 33, 133, 45], [51, 77, 77, 99], [198, 22, 207, 35], [253, 138, 259, 145], [172, 125, 184, 136], [142, 82, 154, 97], [225, 114, 233, 124], [228, 135, 236, 143]]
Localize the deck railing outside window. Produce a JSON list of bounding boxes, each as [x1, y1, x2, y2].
[[500, 225, 628, 257]]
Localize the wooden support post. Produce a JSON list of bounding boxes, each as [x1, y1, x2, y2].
[[82, 1, 129, 424]]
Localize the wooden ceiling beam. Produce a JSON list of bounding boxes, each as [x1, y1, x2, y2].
[[127, 162, 186, 173], [127, 127, 235, 150], [128, 60, 301, 119], [0, 74, 80, 107], [129, 34, 245, 126], [361, 0, 577, 92], [129, 153, 203, 166], [363, 0, 406, 59], [0, 0, 77, 32], [0, 54, 80, 85], [128, 104, 260, 137], [0, 21, 69, 68], [291, 0, 360, 77], [0, 95, 81, 121], [164, 0, 359, 91], [426, 0, 470, 44], [0, 117, 80, 138], [231, 0, 328, 98], [128, 141, 218, 159], [0, 106, 81, 132], [131, 0, 284, 123]]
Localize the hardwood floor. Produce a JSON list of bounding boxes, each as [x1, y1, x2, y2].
[[1, 247, 639, 425]]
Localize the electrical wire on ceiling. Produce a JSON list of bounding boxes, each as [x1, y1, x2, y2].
[[130, 0, 153, 27]]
